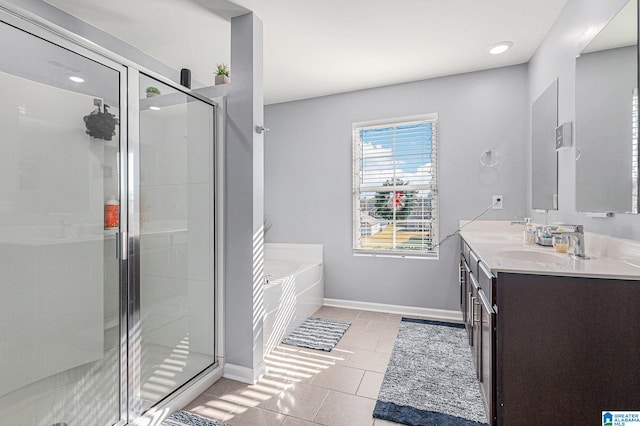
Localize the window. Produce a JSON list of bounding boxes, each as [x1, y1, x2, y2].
[[353, 115, 438, 257]]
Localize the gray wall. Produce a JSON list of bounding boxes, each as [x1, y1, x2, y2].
[[528, 0, 640, 238], [264, 65, 528, 311]]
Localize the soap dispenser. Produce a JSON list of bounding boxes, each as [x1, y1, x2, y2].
[[523, 218, 536, 246]]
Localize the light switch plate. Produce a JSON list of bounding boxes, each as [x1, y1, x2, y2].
[[556, 122, 572, 150]]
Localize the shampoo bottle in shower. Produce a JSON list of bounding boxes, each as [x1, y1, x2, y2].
[[104, 195, 119, 229]]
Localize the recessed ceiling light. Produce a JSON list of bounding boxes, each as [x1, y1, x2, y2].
[[149, 106, 161, 111], [69, 75, 85, 83], [489, 41, 513, 55]]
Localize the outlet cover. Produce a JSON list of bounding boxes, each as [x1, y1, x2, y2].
[[492, 195, 503, 209]]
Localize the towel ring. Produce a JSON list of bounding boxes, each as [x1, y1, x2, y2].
[[480, 149, 499, 168]]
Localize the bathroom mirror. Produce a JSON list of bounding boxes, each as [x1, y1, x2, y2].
[[531, 79, 558, 210], [575, 0, 638, 213]]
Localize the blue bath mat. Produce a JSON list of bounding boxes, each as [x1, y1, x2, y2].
[[373, 318, 488, 426], [281, 317, 350, 351], [162, 410, 230, 426]]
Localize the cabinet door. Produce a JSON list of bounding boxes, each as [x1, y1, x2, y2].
[[469, 273, 480, 360], [478, 289, 496, 425], [459, 254, 469, 322], [496, 273, 640, 424]]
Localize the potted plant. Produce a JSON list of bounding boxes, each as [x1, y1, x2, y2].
[[215, 64, 230, 85], [145, 86, 161, 98]]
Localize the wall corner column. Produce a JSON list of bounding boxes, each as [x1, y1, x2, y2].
[[223, 12, 265, 384]]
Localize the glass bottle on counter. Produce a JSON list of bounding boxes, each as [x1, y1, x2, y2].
[[523, 218, 536, 246]]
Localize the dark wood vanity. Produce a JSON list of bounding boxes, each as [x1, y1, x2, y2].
[[460, 236, 640, 426]]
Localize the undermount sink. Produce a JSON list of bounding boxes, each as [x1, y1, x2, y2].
[[495, 249, 570, 264]]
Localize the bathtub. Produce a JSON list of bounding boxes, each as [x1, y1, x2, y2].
[[263, 243, 324, 355]]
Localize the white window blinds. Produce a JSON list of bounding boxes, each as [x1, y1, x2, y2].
[[353, 116, 438, 257]]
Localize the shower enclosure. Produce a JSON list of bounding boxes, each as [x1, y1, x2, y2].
[[0, 8, 218, 426]]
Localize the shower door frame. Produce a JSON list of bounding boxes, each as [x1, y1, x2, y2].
[[127, 69, 221, 419], [0, 4, 221, 425]]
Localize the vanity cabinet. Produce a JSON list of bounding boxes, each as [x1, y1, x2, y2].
[[459, 236, 640, 426], [459, 238, 496, 425], [495, 273, 640, 425]]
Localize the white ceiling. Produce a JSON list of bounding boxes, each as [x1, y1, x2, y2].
[[45, 0, 569, 105]]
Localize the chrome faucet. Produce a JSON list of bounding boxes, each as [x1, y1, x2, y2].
[[551, 224, 589, 259]]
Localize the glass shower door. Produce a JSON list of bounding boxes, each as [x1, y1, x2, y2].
[[0, 11, 218, 424], [134, 74, 216, 411], [0, 19, 124, 426]]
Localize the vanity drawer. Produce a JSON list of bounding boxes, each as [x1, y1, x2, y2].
[[462, 238, 471, 263], [470, 249, 480, 277], [478, 260, 495, 303]]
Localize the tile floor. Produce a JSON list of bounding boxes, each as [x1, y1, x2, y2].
[[183, 306, 405, 426]]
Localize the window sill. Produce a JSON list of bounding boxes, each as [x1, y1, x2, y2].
[[353, 251, 438, 260]]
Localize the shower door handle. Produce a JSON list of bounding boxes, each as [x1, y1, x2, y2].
[[116, 231, 128, 260]]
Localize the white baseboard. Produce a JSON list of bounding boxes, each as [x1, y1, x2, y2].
[[323, 298, 463, 323], [223, 361, 265, 385]]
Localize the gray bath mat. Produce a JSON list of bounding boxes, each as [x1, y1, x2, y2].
[[281, 317, 350, 351], [162, 410, 230, 426], [373, 318, 488, 426]]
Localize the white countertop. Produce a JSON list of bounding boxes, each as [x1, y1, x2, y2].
[[459, 221, 640, 280]]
